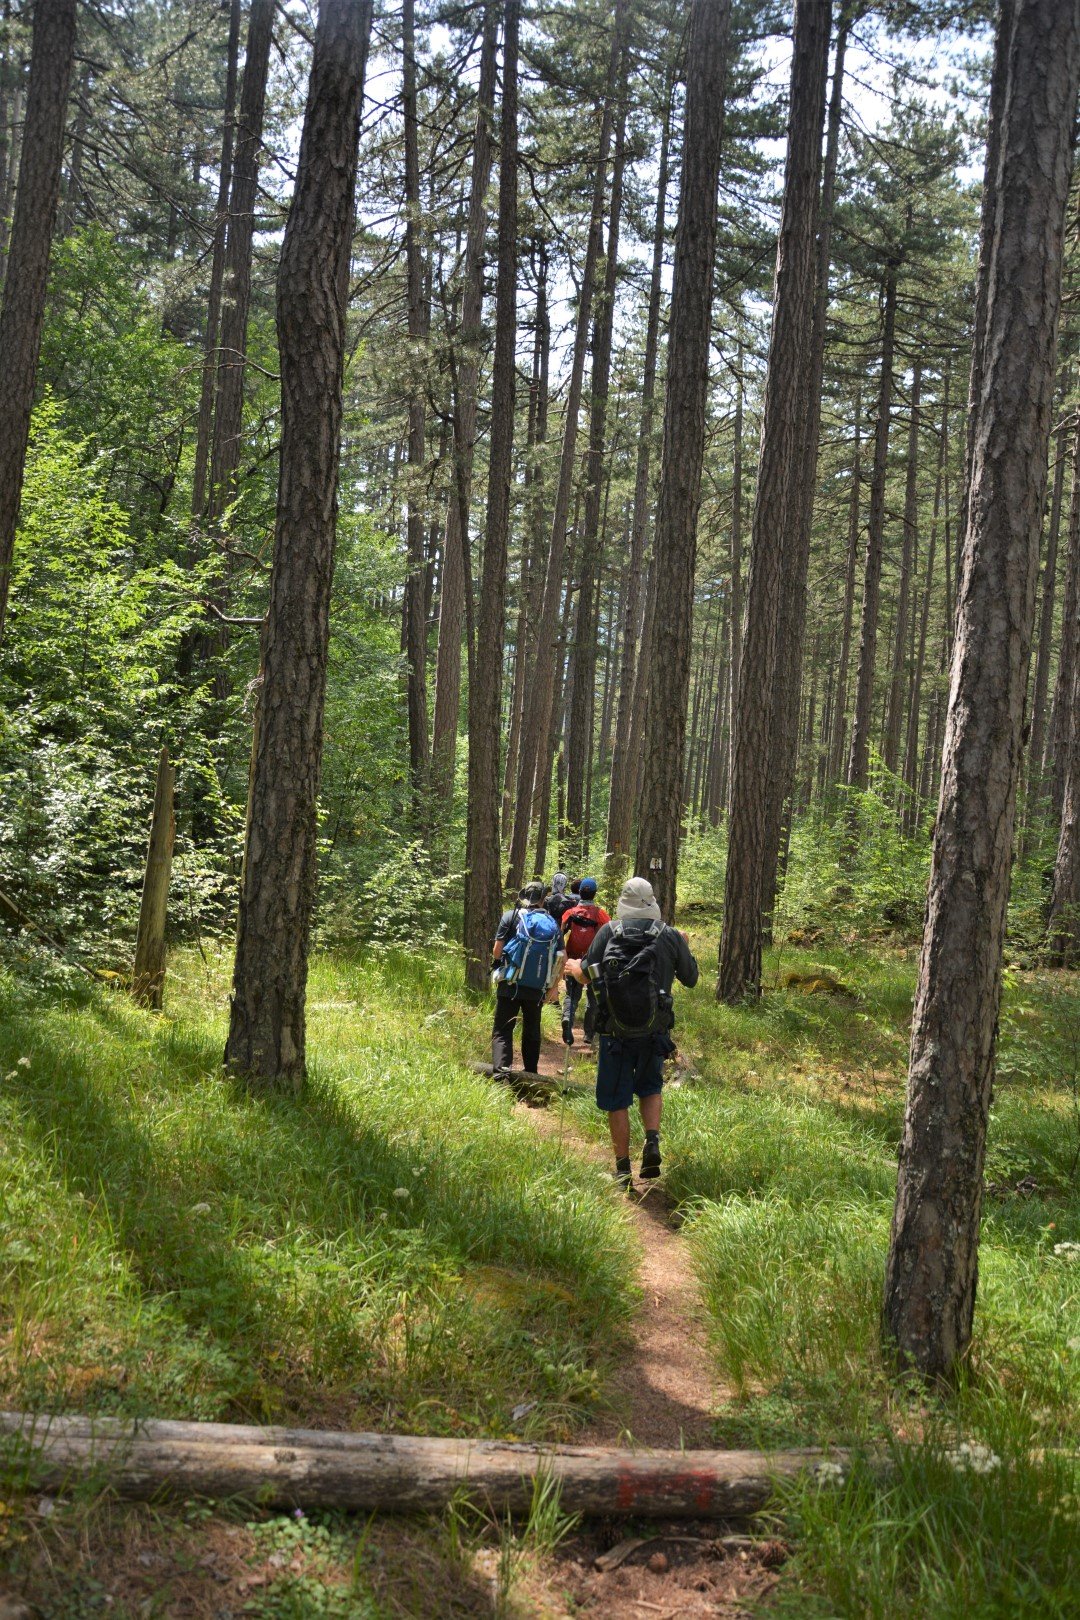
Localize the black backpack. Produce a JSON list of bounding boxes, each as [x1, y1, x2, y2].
[[598, 920, 671, 1040]]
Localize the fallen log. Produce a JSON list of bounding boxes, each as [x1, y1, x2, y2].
[[469, 1061, 590, 1101], [0, 1413, 839, 1519]]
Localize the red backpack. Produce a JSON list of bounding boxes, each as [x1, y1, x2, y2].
[[564, 903, 609, 961]]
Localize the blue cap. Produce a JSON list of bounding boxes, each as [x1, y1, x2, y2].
[[579, 877, 598, 899]]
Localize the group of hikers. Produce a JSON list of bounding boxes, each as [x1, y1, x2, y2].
[[490, 873, 699, 1189]]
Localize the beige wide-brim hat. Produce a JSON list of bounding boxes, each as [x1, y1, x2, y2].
[[616, 876, 662, 921]]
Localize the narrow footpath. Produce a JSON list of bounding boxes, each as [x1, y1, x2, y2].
[[528, 1037, 722, 1449], [484, 1038, 789, 1618]]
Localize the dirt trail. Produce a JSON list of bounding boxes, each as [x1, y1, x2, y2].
[[526, 1037, 723, 1450]]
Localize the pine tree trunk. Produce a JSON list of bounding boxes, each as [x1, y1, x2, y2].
[[1046, 625, 1080, 962], [192, 0, 242, 524], [826, 388, 861, 792], [883, 0, 1080, 1378], [724, 356, 745, 816], [430, 5, 498, 846], [634, 0, 730, 916], [565, 3, 629, 863], [845, 267, 897, 798], [717, 0, 829, 996], [402, 0, 431, 814], [902, 369, 947, 831], [606, 75, 673, 868], [225, 0, 372, 1086], [0, 0, 76, 647], [1025, 384, 1069, 817], [0, 0, 16, 270], [463, 0, 518, 990], [758, 1, 838, 922], [882, 363, 922, 777], [504, 60, 615, 891], [207, 0, 274, 523], [132, 748, 177, 1012], [1048, 421, 1080, 820], [502, 262, 552, 842]]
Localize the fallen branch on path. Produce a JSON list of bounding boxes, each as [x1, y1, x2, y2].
[[469, 1061, 591, 1102], [0, 1413, 841, 1520]]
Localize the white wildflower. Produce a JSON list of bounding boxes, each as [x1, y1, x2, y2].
[[1067, 1337, 1080, 1352], [946, 1441, 1001, 1476], [189, 1202, 211, 1216], [411, 1167, 424, 1177], [815, 1460, 845, 1485], [393, 1187, 411, 1200], [1052, 1242, 1080, 1259], [16, 1056, 30, 1069]]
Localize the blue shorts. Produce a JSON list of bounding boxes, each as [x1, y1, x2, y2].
[[594, 1031, 674, 1113]]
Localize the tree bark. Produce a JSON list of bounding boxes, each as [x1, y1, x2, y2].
[[401, 0, 431, 814], [883, 0, 1080, 1378], [504, 40, 617, 891], [463, 0, 518, 990], [0, 0, 77, 648], [1048, 418, 1080, 820], [430, 4, 499, 848], [883, 363, 922, 777], [758, 1, 839, 922], [207, 0, 275, 523], [0, 1412, 838, 1522], [1025, 382, 1069, 817], [607, 72, 673, 868], [902, 368, 947, 830], [826, 387, 861, 792], [1046, 625, 1080, 962], [845, 267, 897, 797], [192, 0, 242, 524], [226, 0, 372, 1086], [717, 0, 829, 995], [565, 2, 629, 864], [634, 0, 731, 917], [132, 747, 176, 1011]]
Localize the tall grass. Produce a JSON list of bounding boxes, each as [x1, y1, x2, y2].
[[0, 945, 633, 1436]]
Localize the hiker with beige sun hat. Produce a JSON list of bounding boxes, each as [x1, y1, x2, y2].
[[564, 876, 698, 1189]]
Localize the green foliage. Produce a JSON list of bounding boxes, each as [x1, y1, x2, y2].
[[0, 398, 233, 946], [780, 778, 933, 940], [38, 226, 197, 543]]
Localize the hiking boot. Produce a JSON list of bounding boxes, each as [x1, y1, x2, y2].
[[613, 1156, 632, 1190], [492, 1067, 513, 1085], [561, 1019, 574, 1047], [640, 1131, 662, 1180]]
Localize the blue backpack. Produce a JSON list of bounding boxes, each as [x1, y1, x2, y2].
[[498, 907, 560, 994]]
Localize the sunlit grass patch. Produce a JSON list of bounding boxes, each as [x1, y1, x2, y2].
[[774, 1410, 1080, 1620], [0, 950, 632, 1438]]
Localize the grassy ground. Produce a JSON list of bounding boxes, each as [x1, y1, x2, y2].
[[1, 928, 1078, 1616], [0, 944, 631, 1439]]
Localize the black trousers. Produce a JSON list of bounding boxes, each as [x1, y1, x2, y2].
[[492, 991, 543, 1073], [562, 976, 598, 1040]]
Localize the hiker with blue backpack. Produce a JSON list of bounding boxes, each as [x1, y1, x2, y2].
[[491, 881, 565, 1077], [564, 875, 698, 1188]]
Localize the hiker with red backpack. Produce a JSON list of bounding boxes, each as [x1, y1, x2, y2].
[[491, 880, 565, 1077], [559, 877, 609, 1047], [564, 876, 698, 1188]]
